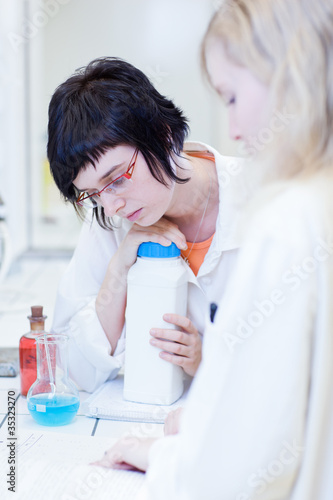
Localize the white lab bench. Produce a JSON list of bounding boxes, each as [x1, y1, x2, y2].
[[0, 374, 164, 438]]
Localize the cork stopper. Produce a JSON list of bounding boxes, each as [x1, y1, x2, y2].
[[28, 305, 47, 331], [31, 305, 43, 317]]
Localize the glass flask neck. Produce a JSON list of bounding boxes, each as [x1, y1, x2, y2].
[[35, 334, 69, 383]]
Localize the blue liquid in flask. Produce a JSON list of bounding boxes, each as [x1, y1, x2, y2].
[[28, 394, 80, 426]]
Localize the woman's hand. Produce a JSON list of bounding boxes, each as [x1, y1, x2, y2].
[[150, 314, 202, 377], [164, 407, 184, 436], [92, 437, 157, 472], [115, 217, 187, 272]]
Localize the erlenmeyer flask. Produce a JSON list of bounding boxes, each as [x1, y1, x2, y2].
[[27, 334, 80, 426]]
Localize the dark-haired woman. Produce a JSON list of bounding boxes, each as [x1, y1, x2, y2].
[[48, 57, 244, 392]]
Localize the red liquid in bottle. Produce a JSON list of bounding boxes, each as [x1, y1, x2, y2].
[[19, 306, 47, 396]]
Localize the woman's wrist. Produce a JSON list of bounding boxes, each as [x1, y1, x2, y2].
[[96, 255, 129, 353]]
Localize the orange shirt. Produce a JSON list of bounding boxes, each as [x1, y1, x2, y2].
[[180, 149, 217, 276], [181, 233, 215, 276]]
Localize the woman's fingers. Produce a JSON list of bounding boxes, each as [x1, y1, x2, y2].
[[150, 328, 190, 345], [92, 437, 157, 472], [149, 314, 202, 376], [164, 407, 184, 436], [115, 216, 187, 272], [163, 313, 198, 333], [150, 337, 188, 356], [130, 218, 187, 250], [150, 314, 199, 346]]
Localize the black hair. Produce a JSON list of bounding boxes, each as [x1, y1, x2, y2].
[[47, 56, 189, 228]]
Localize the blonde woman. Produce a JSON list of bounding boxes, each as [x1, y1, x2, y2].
[[95, 1, 333, 498]]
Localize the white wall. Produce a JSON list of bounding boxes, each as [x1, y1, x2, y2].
[[44, 0, 219, 145], [42, 0, 238, 151], [0, 0, 29, 258]]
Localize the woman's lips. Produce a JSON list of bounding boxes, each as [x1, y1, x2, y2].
[[127, 208, 143, 222]]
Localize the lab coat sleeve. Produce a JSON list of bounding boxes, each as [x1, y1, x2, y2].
[[51, 218, 126, 392], [143, 190, 327, 499]]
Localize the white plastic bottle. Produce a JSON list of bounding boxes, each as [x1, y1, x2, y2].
[[124, 242, 188, 405]]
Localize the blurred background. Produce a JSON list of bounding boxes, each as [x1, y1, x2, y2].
[[0, 0, 236, 342]]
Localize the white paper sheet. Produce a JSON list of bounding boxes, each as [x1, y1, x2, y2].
[[0, 431, 145, 500]]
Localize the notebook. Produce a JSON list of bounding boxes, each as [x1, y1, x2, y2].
[[81, 374, 191, 423]]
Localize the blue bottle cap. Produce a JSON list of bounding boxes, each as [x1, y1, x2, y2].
[[137, 242, 180, 258]]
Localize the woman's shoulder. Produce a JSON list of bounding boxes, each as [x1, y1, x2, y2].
[[245, 173, 333, 247], [266, 173, 331, 220], [183, 140, 243, 167]]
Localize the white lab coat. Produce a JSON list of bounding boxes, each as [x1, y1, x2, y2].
[[141, 172, 333, 499], [51, 142, 246, 392]]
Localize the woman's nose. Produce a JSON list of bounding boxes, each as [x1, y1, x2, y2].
[[229, 114, 242, 141], [100, 192, 125, 217]]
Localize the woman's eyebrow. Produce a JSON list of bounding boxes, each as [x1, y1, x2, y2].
[[77, 161, 126, 192], [99, 161, 126, 182]]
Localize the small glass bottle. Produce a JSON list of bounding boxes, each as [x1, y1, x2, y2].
[[19, 305, 47, 396]]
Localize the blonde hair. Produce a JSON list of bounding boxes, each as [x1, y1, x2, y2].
[[202, 0, 333, 181]]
